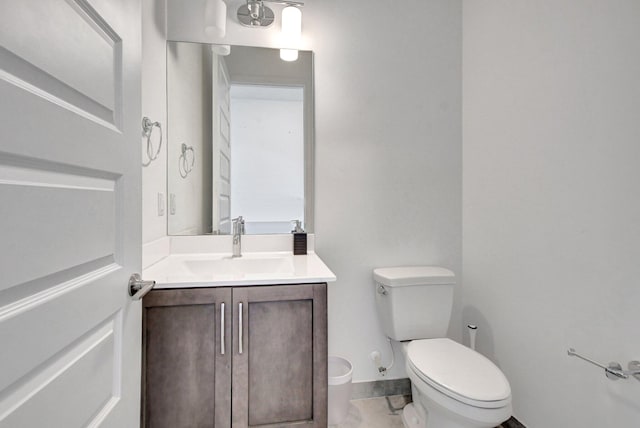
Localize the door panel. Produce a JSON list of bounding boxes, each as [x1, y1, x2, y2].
[[142, 288, 232, 428], [0, 0, 121, 126], [0, 161, 118, 293], [232, 284, 327, 428], [212, 56, 231, 234], [0, 270, 121, 393], [0, 0, 141, 426], [1, 315, 119, 427], [248, 299, 313, 425]]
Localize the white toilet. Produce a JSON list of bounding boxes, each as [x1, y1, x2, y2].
[[373, 266, 512, 428]]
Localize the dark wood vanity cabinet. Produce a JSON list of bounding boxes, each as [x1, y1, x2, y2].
[[142, 283, 327, 428]]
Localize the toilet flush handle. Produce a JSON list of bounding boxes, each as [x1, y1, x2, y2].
[[376, 284, 388, 296]]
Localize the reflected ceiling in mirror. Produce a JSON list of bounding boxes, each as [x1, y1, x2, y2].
[[166, 42, 314, 236]]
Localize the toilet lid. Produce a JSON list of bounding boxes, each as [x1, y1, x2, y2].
[[407, 338, 511, 408]]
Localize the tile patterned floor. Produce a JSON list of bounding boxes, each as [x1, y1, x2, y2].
[[332, 395, 510, 428], [332, 395, 409, 428]]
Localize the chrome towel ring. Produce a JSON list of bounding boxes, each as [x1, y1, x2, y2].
[[142, 116, 162, 166], [179, 143, 195, 178]]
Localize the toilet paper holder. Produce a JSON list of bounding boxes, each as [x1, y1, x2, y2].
[[567, 348, 640, 381]]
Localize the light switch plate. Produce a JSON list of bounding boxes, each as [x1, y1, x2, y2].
[[157, 193, 165, 216], [170, 193, 176, 215]]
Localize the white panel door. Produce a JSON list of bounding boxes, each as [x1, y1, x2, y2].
[[212, 56, 231, 234], [0, 0, 142, 427]]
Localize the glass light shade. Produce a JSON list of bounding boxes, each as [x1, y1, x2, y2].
[[280, 6, 301, 61], [280, 48, 299, 61], [204, 0, 227, 38], [281, 6, 302, 39], [211, 44, 231, 56]]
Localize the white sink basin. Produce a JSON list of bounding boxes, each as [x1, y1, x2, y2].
[[143, 250, 336, 288], [184, 256, 294, 276]]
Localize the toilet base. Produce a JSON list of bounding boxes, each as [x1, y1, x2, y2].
[[402, 403, 426, 428], [403, 400, 491, 428], [406, 377, 510, 428]]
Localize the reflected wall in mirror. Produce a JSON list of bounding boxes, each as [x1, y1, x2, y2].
[[167, 42, 314, 235]]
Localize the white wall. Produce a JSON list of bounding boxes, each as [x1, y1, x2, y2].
[[164, 0, 463, 382], [463, 1, 640, 426], [311, 0, 462, 382], [141, 0, 167, 243]]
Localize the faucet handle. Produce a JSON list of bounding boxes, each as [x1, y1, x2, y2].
[[232, 216, 245, 234]]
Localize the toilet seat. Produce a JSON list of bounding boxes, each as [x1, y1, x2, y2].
[[406, 338, 511, 409]]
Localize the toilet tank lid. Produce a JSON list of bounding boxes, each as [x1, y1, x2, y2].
[[373, 266, 455, 287]]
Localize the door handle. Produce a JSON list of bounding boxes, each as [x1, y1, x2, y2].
[[220, 302, 225, 355], [128, 274, 155, 300], [238, 302, 243, 354]]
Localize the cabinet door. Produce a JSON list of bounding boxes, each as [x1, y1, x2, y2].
[[232, 283, 328, 427], [142, 288, 232, 428]]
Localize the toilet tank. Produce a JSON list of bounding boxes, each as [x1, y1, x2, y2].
[[374, 266, 455, 341]]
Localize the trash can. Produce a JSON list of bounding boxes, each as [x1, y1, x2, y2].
[[328, 356, 353, 425]]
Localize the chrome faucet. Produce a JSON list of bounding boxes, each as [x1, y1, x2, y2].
[[232, 216, 245, 257]]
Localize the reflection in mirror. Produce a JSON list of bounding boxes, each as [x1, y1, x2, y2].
[[167, 42, 314, 235]]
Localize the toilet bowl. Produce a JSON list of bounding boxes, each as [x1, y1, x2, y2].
[[373, 267, 512, 428], [402, 339, 511, 428]]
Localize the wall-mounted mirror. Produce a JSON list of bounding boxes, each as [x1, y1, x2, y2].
[[167, 42, 314, 235]]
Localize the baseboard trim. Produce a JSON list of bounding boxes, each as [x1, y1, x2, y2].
[[351, 378, 411, 399], [502, 416, 526, 428]]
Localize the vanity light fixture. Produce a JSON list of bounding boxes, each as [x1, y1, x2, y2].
[[236, 1, 304, 61], [237, 0, 304, 28], [204, 0, 227, 38]]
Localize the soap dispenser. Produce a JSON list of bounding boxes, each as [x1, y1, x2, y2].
[[291, 220, 307, 255]]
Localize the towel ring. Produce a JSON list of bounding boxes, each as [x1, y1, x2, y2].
[[179, 143, 195, 178], [142, 117, 162, 166]]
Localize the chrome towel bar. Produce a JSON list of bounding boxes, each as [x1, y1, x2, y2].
[[567, 348, 640, 381]]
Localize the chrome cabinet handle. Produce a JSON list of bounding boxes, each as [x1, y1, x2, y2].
[[220, 302, 225, 355], [238, 302, 243, 354]]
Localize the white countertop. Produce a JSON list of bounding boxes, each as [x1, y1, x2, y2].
[[143, 251, 336, 288]]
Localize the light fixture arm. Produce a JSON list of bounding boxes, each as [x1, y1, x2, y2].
[[237, 0, 303, 28], [263, 0, 304, 7]]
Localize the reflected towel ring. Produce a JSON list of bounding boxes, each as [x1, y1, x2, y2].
[[179, 143, 195, 178], [142, 117, 162, 166]]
